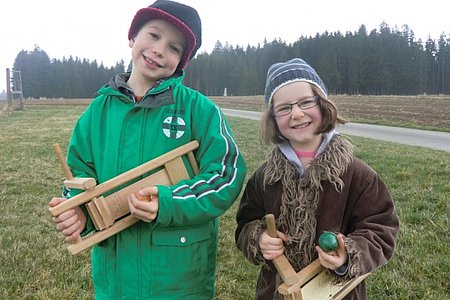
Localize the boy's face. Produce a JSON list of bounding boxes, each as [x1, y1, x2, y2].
[[129, 19, 186, 84]]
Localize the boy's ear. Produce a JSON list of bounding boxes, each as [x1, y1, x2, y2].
[[129, 39, 135, 48]]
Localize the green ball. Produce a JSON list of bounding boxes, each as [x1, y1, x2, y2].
[[318, 232, 338, 252]]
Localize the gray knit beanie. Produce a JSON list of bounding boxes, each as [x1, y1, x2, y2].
[[264, 58, 327, 104]]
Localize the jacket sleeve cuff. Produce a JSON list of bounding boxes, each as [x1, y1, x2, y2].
[[333, 260, 349, 276], [153, 185, 173, 227]]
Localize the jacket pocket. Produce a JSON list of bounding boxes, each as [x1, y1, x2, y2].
[[147, 224, 216, 298], [152, 224, 211, 246]]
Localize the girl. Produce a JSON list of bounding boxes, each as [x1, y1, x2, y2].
[[235, 58, 399, 299]]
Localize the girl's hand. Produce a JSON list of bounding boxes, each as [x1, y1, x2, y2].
[[316, 233, 347, 270], [49, 197, 86, 242], [259, 230, 289, 260], [128, 186, 159, 222]]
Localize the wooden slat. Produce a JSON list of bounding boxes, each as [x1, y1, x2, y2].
[[64, 177, 97, 190], [165, 157, 190, 184], [53, 143, 73, 179], [187, 152, 199, 175], [331, 273, 370, 300], [93, 197, 114, 228], [68, 215, 139, 255], [86, 201, 106, 231], [102, 169, 171, 221], [266, 214, 300, 287]]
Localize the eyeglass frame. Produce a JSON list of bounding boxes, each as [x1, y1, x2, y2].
[[271, 95, 320, 117]]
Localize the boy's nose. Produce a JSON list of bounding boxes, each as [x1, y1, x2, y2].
[[152, 45, 163, 57]]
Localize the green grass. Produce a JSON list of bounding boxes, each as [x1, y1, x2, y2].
[[1, 105, 449, 299]]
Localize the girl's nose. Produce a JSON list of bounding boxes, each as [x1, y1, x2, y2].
[[290, 105, 305, 118]]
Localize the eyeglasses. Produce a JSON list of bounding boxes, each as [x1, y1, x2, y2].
[[272, 96, 320, 117]]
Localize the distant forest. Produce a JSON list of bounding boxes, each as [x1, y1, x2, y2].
[[11, 23, 450, 98]]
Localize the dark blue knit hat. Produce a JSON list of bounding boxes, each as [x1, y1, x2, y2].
[[128, 0, 202, 69], [264, 58, 327, 104]]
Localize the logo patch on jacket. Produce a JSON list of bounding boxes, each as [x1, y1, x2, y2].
[[162, 116, 186, 139]]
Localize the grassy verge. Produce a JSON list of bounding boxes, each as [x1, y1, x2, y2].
[[0, 105, 449, 299]]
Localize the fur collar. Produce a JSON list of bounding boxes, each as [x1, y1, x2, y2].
[[263, 135, 354, 271]]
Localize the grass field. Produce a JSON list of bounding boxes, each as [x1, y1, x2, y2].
[[0, 99, 449, 299]]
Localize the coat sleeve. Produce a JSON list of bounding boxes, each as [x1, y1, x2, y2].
[[340, 160, 399, 280], [155, 105, 247, 227], [234, 168, 267, 265]]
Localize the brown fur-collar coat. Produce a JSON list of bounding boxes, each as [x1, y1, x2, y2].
[[235, 136, 399, 300]]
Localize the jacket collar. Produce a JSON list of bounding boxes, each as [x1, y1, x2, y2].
[[277, 129, 338, 175], [97, 70, 185, 108]]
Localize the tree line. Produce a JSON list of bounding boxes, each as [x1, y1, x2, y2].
[[12, 46, 126, 99], [12, 22, 450, 98]]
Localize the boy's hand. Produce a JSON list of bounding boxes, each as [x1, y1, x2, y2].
[[316, 233, 347, 270], [49, 197, 86, 242], [128, 186, 159, 222], [259, 230, 289, 260]]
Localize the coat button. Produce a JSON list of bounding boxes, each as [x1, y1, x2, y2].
[[180, 236, 186, 243]]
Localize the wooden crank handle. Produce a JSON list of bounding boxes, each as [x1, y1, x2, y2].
[[266, 214, 278, 238], [53, 143, 73, 180], [265, 214, 299, 286], [52, 143, 82, 243]]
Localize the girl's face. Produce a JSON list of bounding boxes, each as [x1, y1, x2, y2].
[[129, 19, 185, 85], [272, 81, 323, 150]]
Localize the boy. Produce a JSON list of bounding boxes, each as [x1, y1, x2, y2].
[[49, 1, 247, 299]]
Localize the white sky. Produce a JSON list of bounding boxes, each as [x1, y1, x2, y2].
[[1, 0, 449, 93]]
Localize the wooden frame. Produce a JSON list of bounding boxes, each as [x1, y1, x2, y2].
[[50, 141, 199, 255], [265, 214, 369, 300], [277, 259, 370, 300]]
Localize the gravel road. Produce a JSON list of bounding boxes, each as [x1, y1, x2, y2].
[[222, 108, 450, 152]]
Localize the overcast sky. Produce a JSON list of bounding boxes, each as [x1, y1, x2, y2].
[[1, 0, 449, 93]]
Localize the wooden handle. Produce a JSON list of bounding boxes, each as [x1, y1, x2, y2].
[[265, 214, 300, 286], [53, 143, 73, 180], [266, 214, 278, 237], [53, 143, 82, 243]]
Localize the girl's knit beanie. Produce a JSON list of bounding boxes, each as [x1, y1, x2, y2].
[[264, 58, 328, 104]]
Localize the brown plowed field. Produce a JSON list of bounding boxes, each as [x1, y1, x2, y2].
[[14, 94, 450, 130], [212, 95, 450, 130]]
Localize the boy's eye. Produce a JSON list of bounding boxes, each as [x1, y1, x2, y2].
[[149, 32, 159, 39], [170, 45, 182, 54]]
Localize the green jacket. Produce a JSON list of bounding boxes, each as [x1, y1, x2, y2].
[[66, 72, 247, 299]]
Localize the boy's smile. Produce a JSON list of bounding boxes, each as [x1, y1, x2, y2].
[[143, 55, 162, 68]]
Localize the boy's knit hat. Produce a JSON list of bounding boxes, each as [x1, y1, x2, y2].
[[264, 58, 327, 104], [128, 0, 202, 69]]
